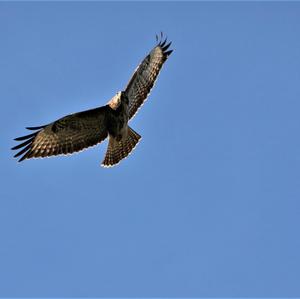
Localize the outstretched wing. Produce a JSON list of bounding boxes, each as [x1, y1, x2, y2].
[[12, 106, 109, 162], [125, 34, 173, 120]]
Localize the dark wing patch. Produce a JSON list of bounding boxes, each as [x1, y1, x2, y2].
[[125, 34, 173, 120], [12, 106, 109, 162]]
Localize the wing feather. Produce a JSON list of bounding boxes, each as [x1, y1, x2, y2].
[[12, 106, 109, 162], [125, 35, 173, 119]]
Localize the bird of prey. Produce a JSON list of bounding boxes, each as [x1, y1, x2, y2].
[[12, 34, 173, 167]]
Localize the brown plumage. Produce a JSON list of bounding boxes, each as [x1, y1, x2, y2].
[[12, 34, 173, 167]]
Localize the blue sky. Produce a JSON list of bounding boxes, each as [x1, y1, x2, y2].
[[0, 2, 300, 297]]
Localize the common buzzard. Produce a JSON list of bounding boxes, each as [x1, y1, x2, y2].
[[12, 34, 173, 167]]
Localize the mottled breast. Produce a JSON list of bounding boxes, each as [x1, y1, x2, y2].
[[107, 93, 129, 141]]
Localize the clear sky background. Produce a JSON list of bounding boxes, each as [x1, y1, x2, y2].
[[0, 2, 300, 297]]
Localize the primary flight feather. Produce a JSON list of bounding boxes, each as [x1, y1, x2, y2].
[[12, 34, 173, 167]]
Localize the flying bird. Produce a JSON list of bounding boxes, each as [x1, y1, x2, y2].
[[12, 34, 173, 167]]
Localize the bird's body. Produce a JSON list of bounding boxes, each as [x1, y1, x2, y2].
[[12, 34, 173, 167], [106, 91, 129, 142]]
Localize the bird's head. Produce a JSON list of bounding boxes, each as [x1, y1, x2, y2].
[[108, 91, 122, 110]]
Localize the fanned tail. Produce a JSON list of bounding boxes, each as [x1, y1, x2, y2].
[[102, 126, 141, 167]]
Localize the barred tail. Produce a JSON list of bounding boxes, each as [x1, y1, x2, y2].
[[101, 126, 141, 167]]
